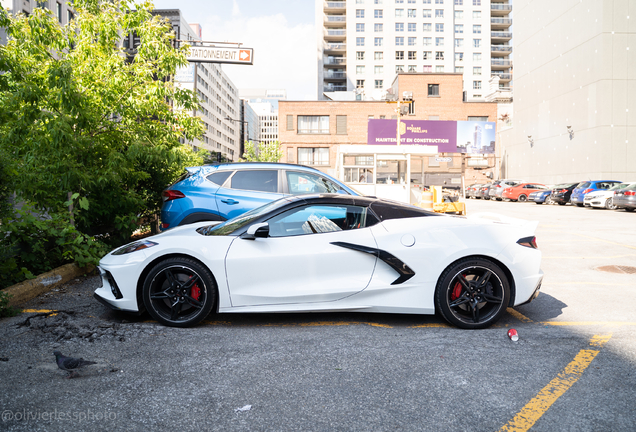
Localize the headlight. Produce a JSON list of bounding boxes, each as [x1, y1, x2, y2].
[[112, 240, 158, 255]]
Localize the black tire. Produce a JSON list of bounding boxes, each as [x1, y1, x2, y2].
[[605, 198, 617, 210], [535, 202, 543, 205], [142, 257, 216, 327], [558, 202, 566, 206], [576, 203, 584, 207], [434, 257, 510, 329], [517, 194, 528, 202], [496, 198, 502, 201], [626, 208, 635, 212]]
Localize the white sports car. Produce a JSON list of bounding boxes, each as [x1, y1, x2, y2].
[[94, 195, 543, 329]]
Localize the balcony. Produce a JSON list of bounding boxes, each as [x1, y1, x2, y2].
[[324, 71, 347, 81], [324, 2, 346, 12], [324, 85, 347, 92], [491, 59, 512, 70], [491, 31, 512, 42], [325, 15, 346, 27], [491, 44, 512, 56], [324, 29, 346, 41], [490, 18, 512, 30], [324, 57, 346, 65], [490, 3, 512, 16], [491, 72, 512, 82], [324, 43, 346, 54]]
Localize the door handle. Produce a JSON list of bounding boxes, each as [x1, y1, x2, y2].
[[221, 198, 239, 205]]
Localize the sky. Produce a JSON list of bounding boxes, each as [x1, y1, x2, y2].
[[152, 0, 317, 100]]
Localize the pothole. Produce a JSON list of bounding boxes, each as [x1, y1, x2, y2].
[[595, 265, 636, 274]]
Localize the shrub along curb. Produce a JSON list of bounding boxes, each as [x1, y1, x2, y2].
[[4, 263, 96, 307]]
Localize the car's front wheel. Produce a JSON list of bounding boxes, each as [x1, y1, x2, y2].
[[517, 194, 528, 202], [605, 198, 617, 210], [434, 258, 510, 329], [142, 257, 216, 327]]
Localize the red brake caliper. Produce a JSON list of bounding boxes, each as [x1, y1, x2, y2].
[[190, 277, 201, 301], [451, 278, 464, 301]]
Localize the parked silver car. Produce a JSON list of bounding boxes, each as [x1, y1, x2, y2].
[[489, 179, 524, 201]]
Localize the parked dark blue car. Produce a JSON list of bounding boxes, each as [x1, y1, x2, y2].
[[530, 189, 553, 204], [570, 180, 622, 207], [160, 163, 359, 230]]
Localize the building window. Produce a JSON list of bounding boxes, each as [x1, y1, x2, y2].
[[473, 81, 482, 90], [357, 65, 366, 74], [408, 65, 417, 72], [375, 0, 382, 3], [396, 0, 403, 3], [407, 9, 416, 17], [396, 51, 404, 60], [473, 39, 481, 48], [455, 24, 463, 34], [454, 0, 463, 4], [336, 115, 347, 135], [468, 116, 489, 121], [423, 65, 432, 72], [408, 51, 416, 60], [375, 23, 383, 32], [395, 9, 404, 17], [375, 65, 384, 74], [375, 9, 383, 18], [357, 23, 365, 32], [423, 37, 432, 46], [473, 25, 481, 34], [357, 51, 365, 60], [375, 37, 383, 46], [408, 23, 416, 32], [67, 10, 74, 22], [396, 37, 404, 46], [473, 66, 481, 75], [435, 65, 444, 72], [455, 66, 464, 73], [455, 39, 463, 48], [395, 22, 404, 31], [408, 37, 416, 46], [435, 23, 444, 32], [298, 116, 329, 134], [423, 51, 431, 60], [423, 0, 431, 3], [423, 23, 432, 32], [435, 37, 444, 46], [396, 65, 404, 72], [286, 115, 293, 131], [473, 0, 481, 5], [356, 37, 365, 46], [435, 0, 443, 3], [473, 10, 481, 18], [298, 148, 329, 166], [473, 52, 482, 61], [374, 51, 384, 60], [375, 79, 383, 88], [435, 51, 444, 60], [356, 0, 364, 3], [428, 84, 439, 96], [423, 9, 431, 18], [56, 2, 62, 22], [435, 9, 444, 18], [356, 9, 365, 18], [455, 10, 463, 19], [356, 80, 365, 88]]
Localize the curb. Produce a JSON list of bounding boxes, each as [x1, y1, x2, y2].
[[4, 263, 96, 307]]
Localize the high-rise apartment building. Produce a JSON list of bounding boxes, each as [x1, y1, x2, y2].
[[239, 89, 288, 146], [316, 0, 512, 101], [1, 0, 75, 44]]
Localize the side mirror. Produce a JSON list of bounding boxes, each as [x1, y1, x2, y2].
[[241, 222, 269, 240]]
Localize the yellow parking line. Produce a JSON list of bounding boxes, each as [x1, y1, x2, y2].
[[506, 308, 534, 323], [22, 309, 57, 313], [500, 333, 612, 432]]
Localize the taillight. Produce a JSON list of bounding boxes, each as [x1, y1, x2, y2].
[[583, 188, 593, 194], [559, 189, 568, 193], [625, 191, 636, 196], [161, 223, 170, 229], [517, 236, 538, 249], [162, 190, 186, 202], [496, 185, 502, 188]]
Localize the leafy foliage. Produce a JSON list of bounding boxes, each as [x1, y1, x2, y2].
[[240, 140, 283, 162], [0, 0, 205, 242], [0, 291, 20, 318]]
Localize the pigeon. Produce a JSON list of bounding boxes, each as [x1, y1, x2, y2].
[[53, 351, 97, 378]]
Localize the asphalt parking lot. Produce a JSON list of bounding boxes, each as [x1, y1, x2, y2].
[[1, 199, 635, 431]]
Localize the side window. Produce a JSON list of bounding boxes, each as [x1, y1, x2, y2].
[[286, 171, 342, 195], [267, 205, 377, 238], [206, 171, 233, 186], [230, 170, 278, 193]]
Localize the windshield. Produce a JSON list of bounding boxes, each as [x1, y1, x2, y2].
[[197, 197, 295, 236], [609, 183, 628, 191]]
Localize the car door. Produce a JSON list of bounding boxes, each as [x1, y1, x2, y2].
[[224, 203, 379, 306], [215, 169, 286, 220]]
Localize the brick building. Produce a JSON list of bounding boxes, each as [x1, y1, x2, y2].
[[279, 73, 498, 202]]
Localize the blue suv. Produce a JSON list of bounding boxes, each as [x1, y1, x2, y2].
[[570, 180, 622, 207], [160, 163, 359, 229]]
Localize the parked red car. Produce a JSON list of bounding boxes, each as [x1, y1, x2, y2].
[[502, 183, 549, 202]]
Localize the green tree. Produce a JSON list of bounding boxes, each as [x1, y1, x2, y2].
[[240, 140, 283, 162], [0, 0, 204, 241]]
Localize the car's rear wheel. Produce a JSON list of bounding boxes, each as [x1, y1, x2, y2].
[[605, 198, 617, 210], [626, 208, 635, 212], [576, 203, 584, 207], [143, 257, 216, 327], [517, 194, 528, 202], [434, 258, 510, 329], [558, 202, 566, 206]]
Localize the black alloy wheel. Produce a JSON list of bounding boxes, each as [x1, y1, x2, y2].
[[435, 258, 510, 329], [143, 258, 216, 327]]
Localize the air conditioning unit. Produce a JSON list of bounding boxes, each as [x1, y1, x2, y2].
[[402, 91, 413, 101]]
